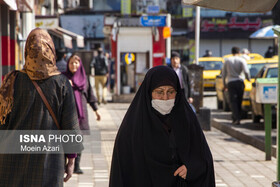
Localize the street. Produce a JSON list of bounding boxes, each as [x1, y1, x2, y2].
[[65, 92, 277, 187]]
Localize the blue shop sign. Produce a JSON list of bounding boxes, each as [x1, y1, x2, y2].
[[147, 5, 160, 14], [140, 16, 166, 27]]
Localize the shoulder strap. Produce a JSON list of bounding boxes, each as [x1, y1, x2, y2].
[[31, 80, 60, 130]]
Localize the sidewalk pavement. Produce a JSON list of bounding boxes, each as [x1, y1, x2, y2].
[[211, 108, 278, 156], [65, 103, 277, 187]]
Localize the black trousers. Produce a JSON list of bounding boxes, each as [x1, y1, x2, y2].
[[227, 80, 245, 122]]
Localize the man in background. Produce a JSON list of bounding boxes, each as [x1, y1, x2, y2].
[[265, 46, 274, 58], [241, 48, 250, 60], [170, 51, 193, 106], [91, 47, 109, 104], [56, 48, 67, 73], [203, 49, 212, 57], [222, 47, 250, 125]]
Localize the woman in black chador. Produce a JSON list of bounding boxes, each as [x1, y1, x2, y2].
[[109, 66, 215, 187]]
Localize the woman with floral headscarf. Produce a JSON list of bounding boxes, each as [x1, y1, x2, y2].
[[0, 28, 83, 186], [63, 54, 101, 174]]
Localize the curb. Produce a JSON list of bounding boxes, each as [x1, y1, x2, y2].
[[211, 118, 276, 158]]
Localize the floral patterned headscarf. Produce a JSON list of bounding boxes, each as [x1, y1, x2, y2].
[[0, 28, 60, 125], [21, 28, 60, 80]]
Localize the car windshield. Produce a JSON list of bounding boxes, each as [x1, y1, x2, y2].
[[198, 61, 223, 70], [247, 63, 266, 78], [266, 68, 278, 78]]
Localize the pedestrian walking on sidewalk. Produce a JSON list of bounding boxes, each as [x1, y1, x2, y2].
[[64, 54, 101, 174], [90, 47, 109, 104], [109, 66, 215, 187], [169, 51, 194, 111], [0, 28, 83, 186], [222, 46, 251, 125]]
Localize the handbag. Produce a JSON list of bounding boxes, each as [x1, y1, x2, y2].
[[31, 80, 60, 130]]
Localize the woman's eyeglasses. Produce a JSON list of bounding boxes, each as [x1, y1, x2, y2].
[[152, 89, 177, 99]]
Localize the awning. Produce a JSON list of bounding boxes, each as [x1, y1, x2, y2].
[[182, 0, 278, 13], [48, 28, 73, 49], [250, 25, 279, 39], [16, 0, 33, 12], [48, 27, 84, 49], [56, 27, 84, 48], [1, 0, 17, 10]]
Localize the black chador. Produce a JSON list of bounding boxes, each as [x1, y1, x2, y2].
[[109, 66, 215, 187]]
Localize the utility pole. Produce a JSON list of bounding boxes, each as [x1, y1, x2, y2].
[[195, 6, 200, 64], [166, 14, 171, 59]]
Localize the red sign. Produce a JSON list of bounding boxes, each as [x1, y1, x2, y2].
[[200, 17, 264, 32]]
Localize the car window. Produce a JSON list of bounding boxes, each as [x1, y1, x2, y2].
[[255, 67, 265, 78], [247, 63, 266, 78], [266, 68, 278, 78], [198, 61, 223, 70]]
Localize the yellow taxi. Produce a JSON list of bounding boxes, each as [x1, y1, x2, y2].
[[215, 57, 277, 115], [250, 63, 278, 124], [222, 53, 264, 60], [272, 55, 278, 60], [196, 57, 224, 89]]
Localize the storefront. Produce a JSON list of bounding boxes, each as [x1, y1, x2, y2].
[[186, 16, 275, 58], [111, 15, 171, 95], [0, 0, 33, 81], [0, 1, 17, 81], [35, 16, 84, 51]]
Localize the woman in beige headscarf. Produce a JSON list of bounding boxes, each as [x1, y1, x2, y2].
[[0, 28, 82, 187]]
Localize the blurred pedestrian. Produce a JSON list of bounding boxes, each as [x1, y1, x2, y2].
[[265, 46, 274, 58], [222, 47, 250, 125], [64, 54, 101, 174], [56, 48, 67, 72], [109, 66, 215, 187], [65, 51, 72, 62], [241, 48, 250, 60], [0, 28, 83, 186], [90, 47, 109, 104], [170, 51, 193, 106], [203, 49, 212, 57]]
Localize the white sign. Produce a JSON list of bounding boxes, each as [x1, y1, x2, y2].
[[256, 84, 278, 104], [35, 18, 59, 29]]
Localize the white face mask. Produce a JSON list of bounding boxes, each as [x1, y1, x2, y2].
[[151, 99, 175, 115]]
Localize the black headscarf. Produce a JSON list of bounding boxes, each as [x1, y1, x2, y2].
[[109, 66, 215, 187]]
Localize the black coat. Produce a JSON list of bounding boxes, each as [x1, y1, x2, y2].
[[109, 66, 215, 187], [0, 72, 82, 187], [180, 64, 192, 99], [169, 64, 192, 100]]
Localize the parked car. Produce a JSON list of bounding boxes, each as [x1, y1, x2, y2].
[[196, 57, 224, 89], [250, 63, 278, 124], [216, 58, 277, 115]]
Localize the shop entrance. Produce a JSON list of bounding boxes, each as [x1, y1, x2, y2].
[[120, 52, 149, 94]]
